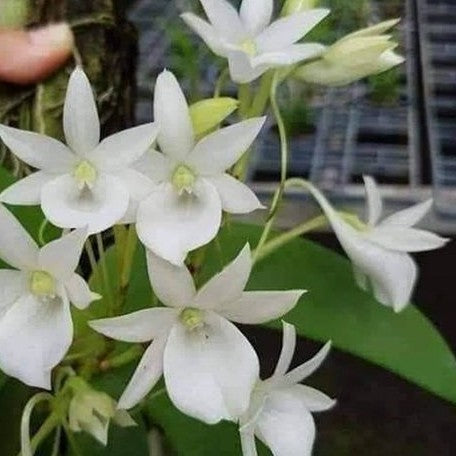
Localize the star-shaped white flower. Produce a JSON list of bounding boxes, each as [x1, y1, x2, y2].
[[136, 70, 265, 265], [182, 0, 329, 84], [0, 67, 158, 234], [0, 205, 97, 388], [182, 0, 328, 83], [239, 322, 334, 456], [90, 245, 304, 424], [308, 176, 449, 312]]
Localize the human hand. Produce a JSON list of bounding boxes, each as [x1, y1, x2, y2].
[[0, 23, 73, 85]]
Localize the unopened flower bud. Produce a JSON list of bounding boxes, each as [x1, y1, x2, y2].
[[68, 381, 136, 446], [281, 0, 320, 16], [295, 19, 404, 86]]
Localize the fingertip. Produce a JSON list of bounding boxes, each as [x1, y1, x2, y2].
[[0, 23, 74, 85]]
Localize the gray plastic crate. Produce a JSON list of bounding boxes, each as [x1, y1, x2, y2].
[[253, 0, 421, 190], [417, 0, 456, 216]]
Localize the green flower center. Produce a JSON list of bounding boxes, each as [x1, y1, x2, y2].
[[180, 308, 204, 331], [74, 160, 97, 190], [240, 39, 257, 57], [30, 270, 56, 298], [172, 164, 196, 195]]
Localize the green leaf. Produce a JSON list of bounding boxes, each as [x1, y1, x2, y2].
[[199, 223, 456, 405]]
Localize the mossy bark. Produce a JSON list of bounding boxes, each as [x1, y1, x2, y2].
[[0, 0, 137, 175]]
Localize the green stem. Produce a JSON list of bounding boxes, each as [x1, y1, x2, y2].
[[100, 345, 144, 371], [238, 84, 252, 118], [62, 421, 83, 456], [120, 225, 138, 290], [248, 71, 274, 117], [253, 72, 288, 260], [214, 67, 229, 97], [96, 233, 114, 314], [19, 393, 57, 456], [253, 215, 328, 263], [84, 239, 99, 290]]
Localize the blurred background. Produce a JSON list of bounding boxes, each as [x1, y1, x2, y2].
[[0, 0, 455, 454]]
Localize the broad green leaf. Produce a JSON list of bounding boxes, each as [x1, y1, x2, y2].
[[189, 97, 238, 138]]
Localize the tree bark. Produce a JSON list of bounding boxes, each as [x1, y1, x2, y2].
[[0, 0, 137, 174]]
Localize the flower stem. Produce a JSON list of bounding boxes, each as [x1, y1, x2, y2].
[[96, 233, 114, 314], [253, 71, 288, 259], [120, 225, 138, 290], [214, 67, 229, 97], [19, 393, 56, 456], [253, 215, 328, 263], [99, 345, 144, 371], [84, 239, 100, 290]]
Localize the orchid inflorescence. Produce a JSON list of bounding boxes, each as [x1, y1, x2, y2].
[[0, 1, 448, 455]]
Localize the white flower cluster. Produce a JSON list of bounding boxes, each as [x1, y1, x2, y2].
[[0, 67, 330, 454], [0, 0, 448, 454]]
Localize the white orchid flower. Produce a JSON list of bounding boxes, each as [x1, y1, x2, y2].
[[0, 205, 98, 388], [307, 176, 449, 312], [239, 322, 334, 456], [181, 0, 329, 83], [69, 383, 136, 446], [136, 70, 265, 265], [90, 245, 305, 424], [0, 67, 158, 234], [295, 19, 405, 86]]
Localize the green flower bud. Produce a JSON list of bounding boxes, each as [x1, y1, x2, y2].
[[295, 19, 404, 86], [189, 97, 239, 138], [281, 0, 320, 16]]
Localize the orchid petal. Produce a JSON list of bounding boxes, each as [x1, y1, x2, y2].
[[240, 0, 273, 35], [240, 429, 258, 456], [41, 174, 129, 234], [134, 149, 172, 184], [363, 175, 383, 226], [272, 321, 297, 378], [0, 270, 27, 316], [228, 50, 269, 83], [164, 312, 259, 424], [200, 0, 247, 43], [154, 71, 194, 161], [207, 174, 264, 214], [251, 43, 326, 67], [283, 341, 331, 386], [0, 125, 75, 172], [90, 308, 177, 343], [0, 292, 73, 389], [64, 67, 100, 156], [118, 337, 167, 409], [146, 250, 196, 308], [380, 199, 433, 228], [220, 290, 304, 324], [65, 273, 98, 310], [0, 205, 38, 270], [91, 123, 158, 172], [0, 171, 56, 205], [256, 9, 329, 52], [288, 384, 336, 412], [193, 244, 251, 310], [366, 227, 449, 252], [38, 227, 88, 282], [256, 399, 315, 456], [186, 117, 266, 175], [181, 13, 230, 57], [137, 181, 222, 266]]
